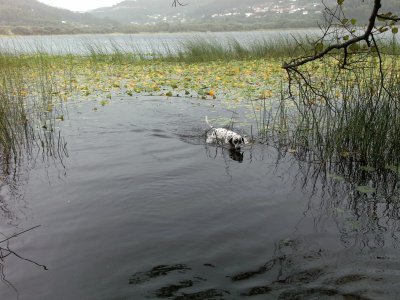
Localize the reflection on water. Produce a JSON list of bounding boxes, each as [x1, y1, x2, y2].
[[128, 145, 400, 299], [0, 225, 48, 295], [0, 117, 67, 297], [205, 145, 245, 164], [0, 97, 400, 299]]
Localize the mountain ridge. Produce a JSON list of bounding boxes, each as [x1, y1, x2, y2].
[[0, 0, 398, 35]]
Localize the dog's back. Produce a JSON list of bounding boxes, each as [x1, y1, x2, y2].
[[205, 116, 246, 150]]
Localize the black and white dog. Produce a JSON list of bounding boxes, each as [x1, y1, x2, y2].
[[205, 116, 247, 150]]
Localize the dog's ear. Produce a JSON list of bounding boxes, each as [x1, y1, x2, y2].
[[241, 137, 245, 143], [228, 137, 234, 145]]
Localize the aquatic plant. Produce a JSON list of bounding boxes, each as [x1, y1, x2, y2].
[[0, 52, 68, 180], [0, 33, 398, 188], [79, 35, 312, 63]]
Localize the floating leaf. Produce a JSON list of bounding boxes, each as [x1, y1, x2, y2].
[[327, 173, 345, 181], [385, 165, 400, 175], [260, 90, 273, 98], [348, 220, 361, 230], [333, 207, 345, 213], [100, 100, 108, 106], [385, 164, 397, 172], [340, 151, 350, 158], [356, 186, 376, 194], [359, 166, 375, 172]]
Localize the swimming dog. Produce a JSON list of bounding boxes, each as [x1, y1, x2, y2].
[[205, 116, 246, 150]]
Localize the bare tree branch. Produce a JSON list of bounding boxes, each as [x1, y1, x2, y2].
[[377, 14, 400, 22], [172, 0, 186, 7], [283, 0, 383, 70]]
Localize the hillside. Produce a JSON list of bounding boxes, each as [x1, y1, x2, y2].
[[89, 0, 399, 31], [0, 0, 116, 35], [0, 0, 398, 35], [90, 0, 325, 26]]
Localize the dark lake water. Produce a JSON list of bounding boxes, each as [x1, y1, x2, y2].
[[1, 97, 400, 299]]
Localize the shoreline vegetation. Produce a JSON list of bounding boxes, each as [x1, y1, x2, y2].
[[0, 35, 400, 191], [0, 22, 321, 37]]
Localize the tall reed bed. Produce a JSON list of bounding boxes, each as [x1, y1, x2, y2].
[[79, 35, 398, 64], [270, 52, 400, 180], [0, 54, 30, 174], [173, 36, 309, 62], [78, 35, 313, 63], [277, 56, 400, 225], [0, 52, 69, 180]]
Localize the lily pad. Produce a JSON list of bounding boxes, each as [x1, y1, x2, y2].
[[385, 165, 400, 174], [355, 185, 376, 194], [348, 220, 361, 230], [327, 173, 345, 181], [359, 166, 375, 172]]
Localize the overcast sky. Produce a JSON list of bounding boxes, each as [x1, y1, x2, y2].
[[37, 0, 124, 12]]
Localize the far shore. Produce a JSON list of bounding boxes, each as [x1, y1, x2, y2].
[[0, 27, 320, 38]]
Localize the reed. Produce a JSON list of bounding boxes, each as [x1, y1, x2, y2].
[[0, 34, 399, 184], [270, 53, 400, 176], [77, 35, 313, 63], [0, 51, 68, 179]]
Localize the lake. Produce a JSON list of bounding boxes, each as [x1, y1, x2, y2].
[[0, 96, 399, 299]]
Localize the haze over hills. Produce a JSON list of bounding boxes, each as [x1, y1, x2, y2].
[[0, 0, 398, 35], [0, 0, 117, 34], [91, 0, 325, 25], [90, 0, 399, 26]]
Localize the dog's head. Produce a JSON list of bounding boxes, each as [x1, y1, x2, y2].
[[229, 135, 245, 150]]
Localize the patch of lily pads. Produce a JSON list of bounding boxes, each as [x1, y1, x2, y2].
[[24, 59, 286, 110]]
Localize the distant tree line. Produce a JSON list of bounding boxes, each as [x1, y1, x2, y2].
[[0, 18, 321, 36]]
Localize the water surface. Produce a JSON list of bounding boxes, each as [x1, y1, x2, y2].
[[0, 97, 399, 299]]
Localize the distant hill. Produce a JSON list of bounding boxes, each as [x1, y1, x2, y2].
[[0, 0, 117, 35], [90, 0, 325, 26], [89, 0, 399, 31], [0, 0, 398, 35]]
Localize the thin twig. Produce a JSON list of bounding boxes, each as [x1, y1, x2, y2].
[[0, 225, 41, 244]]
